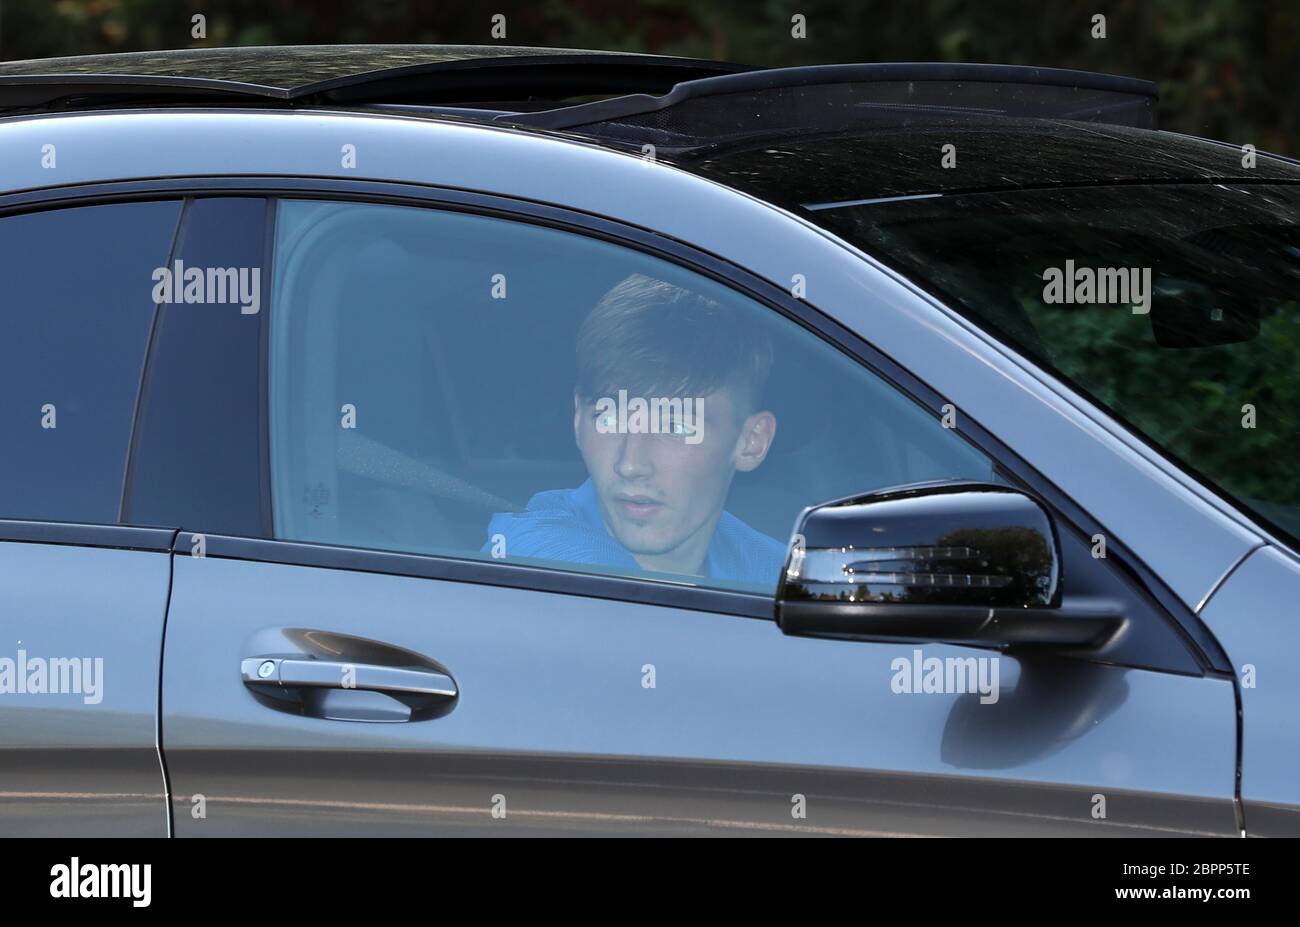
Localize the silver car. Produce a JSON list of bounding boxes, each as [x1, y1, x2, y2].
[[1, 45, 1297, 837]]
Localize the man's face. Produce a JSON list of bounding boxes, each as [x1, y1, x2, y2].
[[574, 387, 776, 576]]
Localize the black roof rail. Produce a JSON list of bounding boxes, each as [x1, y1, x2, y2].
[[497, 62, 1159, 151], [298, 54, 756, 105], [0, 48, 756, 113], [0, 73, 291, 110]]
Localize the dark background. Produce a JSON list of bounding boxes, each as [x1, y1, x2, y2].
[[1, 0, 1296, 155]]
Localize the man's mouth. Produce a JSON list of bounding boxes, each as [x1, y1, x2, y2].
[[614, 493, 664, 520]]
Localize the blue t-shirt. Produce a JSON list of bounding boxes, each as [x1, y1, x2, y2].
[[483, 478, 785, 587]]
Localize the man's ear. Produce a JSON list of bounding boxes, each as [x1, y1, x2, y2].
[[732, 410, 777, 473]]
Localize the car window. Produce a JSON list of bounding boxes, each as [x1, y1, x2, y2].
[[0, 199, 182, 524], [268, 198, 992, 594], [807, 183, 1300, 547]]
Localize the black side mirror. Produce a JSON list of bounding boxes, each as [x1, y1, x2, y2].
[[776, 482, 1122, 650]]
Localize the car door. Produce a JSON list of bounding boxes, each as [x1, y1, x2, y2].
[[0, 198, 182, 836], [157, 188, 1239, 836]]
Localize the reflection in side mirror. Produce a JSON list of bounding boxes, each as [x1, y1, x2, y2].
[[777, 482, 1122, 650]]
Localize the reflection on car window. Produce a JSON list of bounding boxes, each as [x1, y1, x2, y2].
[[811, 184, 1300, 546], [0, 200, 182, 524], [269, 199, 992, 593], [483, 271, 784, 585]]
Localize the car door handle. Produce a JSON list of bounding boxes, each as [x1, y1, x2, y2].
[[241, 657, 457, 698]]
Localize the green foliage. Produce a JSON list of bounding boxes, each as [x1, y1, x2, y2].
[[1, 0, 1295, 155], [1028, 297, 1300, 515]]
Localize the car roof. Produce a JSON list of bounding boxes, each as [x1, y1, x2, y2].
[[2, 46, 1296, 205], [0, 44, 653, 87], [675, 119, 1300, 208], [0, 47, 1154, 123], [0, 44, 754, 111]]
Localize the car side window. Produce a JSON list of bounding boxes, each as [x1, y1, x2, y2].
[[268, 198, 992, 593], [0, 199, 182, 524]]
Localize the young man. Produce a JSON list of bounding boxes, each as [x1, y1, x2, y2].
[[484, 272, 784, 586]]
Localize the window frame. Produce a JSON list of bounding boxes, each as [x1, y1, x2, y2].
[[119, 195, 273, 537], [0, 177, 1229, 676]]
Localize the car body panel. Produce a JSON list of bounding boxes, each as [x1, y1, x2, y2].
[[1200, 544, 1300, 836], [162, 554, 1238, 836], [0, 540, 170, 836]]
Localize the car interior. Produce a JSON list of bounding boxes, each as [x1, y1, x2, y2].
[[268, 197, 995, 583]]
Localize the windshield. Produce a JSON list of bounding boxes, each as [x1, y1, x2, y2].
[[807, 182, 1300, 545]]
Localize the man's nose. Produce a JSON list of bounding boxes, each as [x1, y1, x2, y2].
[[613, 432, 655, 480]]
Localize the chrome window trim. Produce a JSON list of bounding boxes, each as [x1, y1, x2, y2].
[[173, 532, 774, 621], [0, 519, 175, 552]]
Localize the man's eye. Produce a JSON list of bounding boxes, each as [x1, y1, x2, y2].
[[594, 412, 617, 430], [668, 419, 699, 438]]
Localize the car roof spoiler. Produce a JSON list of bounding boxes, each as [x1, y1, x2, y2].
[[495, 63, 1159, 152]]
